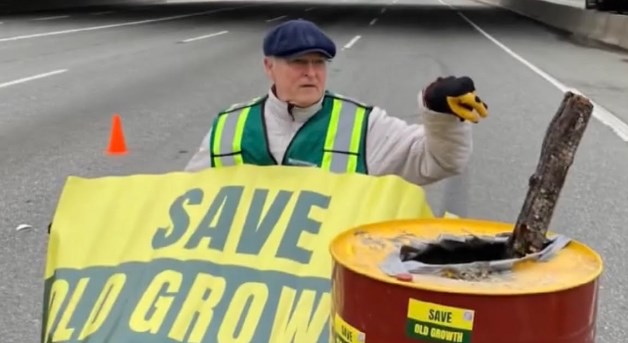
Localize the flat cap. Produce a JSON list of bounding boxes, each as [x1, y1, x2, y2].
[[263, 19, 336, 59]]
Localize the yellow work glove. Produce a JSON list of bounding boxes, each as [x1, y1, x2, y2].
[[423, 76, 489, 123]]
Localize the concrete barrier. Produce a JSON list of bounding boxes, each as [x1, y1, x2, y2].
[[473, 0, 628, 50]]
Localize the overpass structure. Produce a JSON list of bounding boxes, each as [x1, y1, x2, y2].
[[1, 0, 626, 49], [0, 0, 164, 14], [0, 0, 625, 11]]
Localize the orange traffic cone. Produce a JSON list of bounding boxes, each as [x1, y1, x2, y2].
[[107, 113, 127, 155]]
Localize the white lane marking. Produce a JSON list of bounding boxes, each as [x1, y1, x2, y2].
[[15, 224, 33, 232], [33, 15, 70, 21], [343, 35, 361, 49], [381, 8, 387, 13], [265, 15, 287, 22], [369, 18, 378, 26], [0, 69, 68, 89], [305, 7, 315, 11], [439, 0, 628, 142], [0, 5, 256, 43], [91, 11, 114, 15], [180, 30, 228, 43]]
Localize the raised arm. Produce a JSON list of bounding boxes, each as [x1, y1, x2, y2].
[[366, 76, 488, 186]]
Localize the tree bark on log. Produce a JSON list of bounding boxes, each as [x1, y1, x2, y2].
[[506, 92, 594, 258]]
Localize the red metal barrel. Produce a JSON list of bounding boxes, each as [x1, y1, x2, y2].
[[329, 218, 603, 343]]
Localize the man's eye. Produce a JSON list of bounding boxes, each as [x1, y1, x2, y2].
[[291, 59, 325, 65]]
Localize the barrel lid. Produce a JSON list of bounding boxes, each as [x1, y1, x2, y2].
[[329, 218, 604, 295]]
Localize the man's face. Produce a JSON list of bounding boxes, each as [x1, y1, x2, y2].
[[264, 52, 328, 107]]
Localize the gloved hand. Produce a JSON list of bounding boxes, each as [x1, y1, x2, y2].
[[423, 76, 489, 123]]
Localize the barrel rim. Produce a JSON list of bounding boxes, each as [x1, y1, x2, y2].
[[329, 217, 604, 296]]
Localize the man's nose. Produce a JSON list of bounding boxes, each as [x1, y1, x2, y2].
[[303, 62, 318, 75]]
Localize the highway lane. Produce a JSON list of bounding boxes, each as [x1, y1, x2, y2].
[[449, 0, 628, 125], [1, 0, 627, 342]]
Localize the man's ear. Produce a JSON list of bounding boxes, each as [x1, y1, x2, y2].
[[263, 57, 273, 78]]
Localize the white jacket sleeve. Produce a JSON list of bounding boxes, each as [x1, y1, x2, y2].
[[365, 91, 473, 186], [184, 128, 212, 172]]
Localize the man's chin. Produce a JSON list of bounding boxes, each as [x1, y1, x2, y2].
[[299, 86, 319, 92], [292, 94, 322, 107], [297, 88, 320, 97]]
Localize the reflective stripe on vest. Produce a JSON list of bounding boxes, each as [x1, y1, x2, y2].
[[321, 98, 367, 172], [211, 97, 262, 167]]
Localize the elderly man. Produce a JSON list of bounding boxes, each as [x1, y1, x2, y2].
[[185, 19, 488, 186]]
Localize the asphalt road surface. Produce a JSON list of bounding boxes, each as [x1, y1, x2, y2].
[[2, 0, 628, 342]]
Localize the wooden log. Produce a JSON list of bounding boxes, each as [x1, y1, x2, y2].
[[506, 91, 594, 258]]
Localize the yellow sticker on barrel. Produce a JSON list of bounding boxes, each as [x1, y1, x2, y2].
[[333, 313, 366, 343], [406, 298, 474, 343]]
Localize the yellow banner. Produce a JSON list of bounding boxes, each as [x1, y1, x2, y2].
[[43, 164, 434, 343]]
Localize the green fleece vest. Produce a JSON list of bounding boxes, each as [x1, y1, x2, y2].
[[208, 91, 371, 174]]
